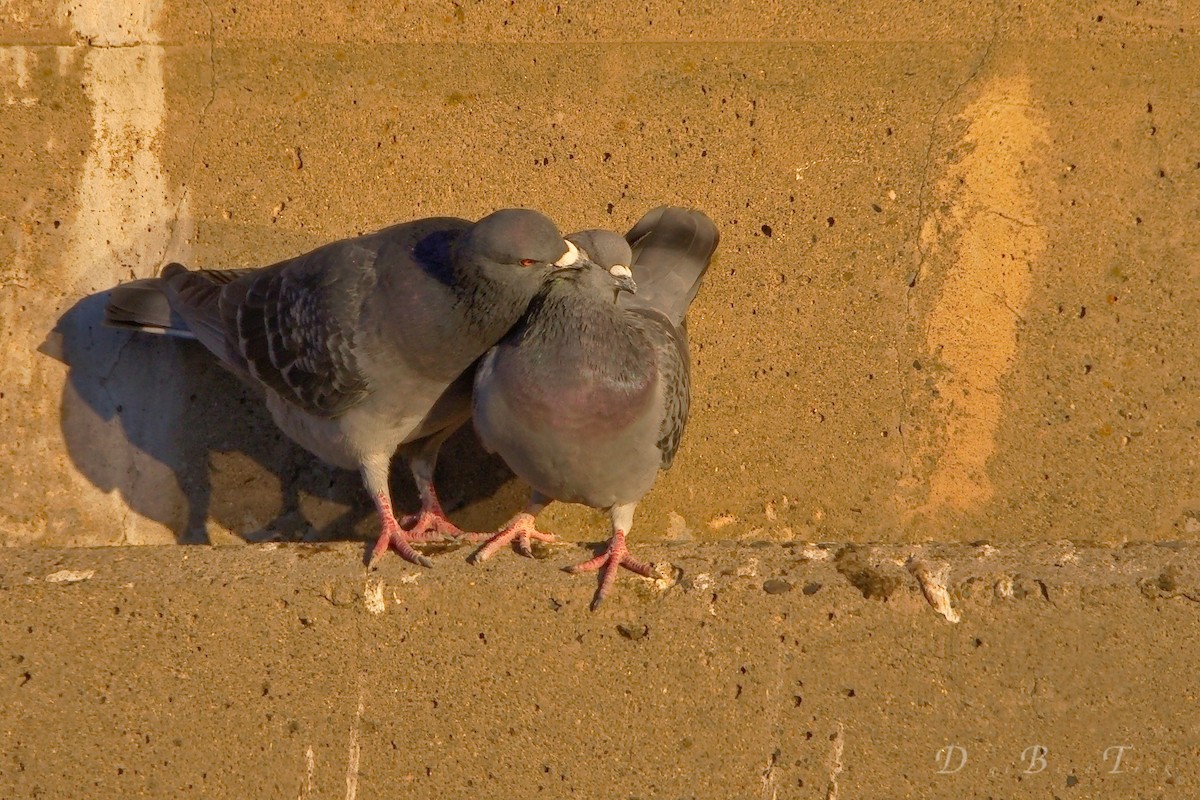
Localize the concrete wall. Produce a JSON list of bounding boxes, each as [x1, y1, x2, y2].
[[2, 1, 1199, 548], [2, 542, 1197, 797]]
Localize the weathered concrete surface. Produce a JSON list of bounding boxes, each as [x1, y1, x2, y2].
[[2, 541, 1198, 798], [2, 2, 1200, 548]]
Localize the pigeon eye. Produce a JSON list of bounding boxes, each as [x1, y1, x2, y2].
[[520, 258, 536, 267]]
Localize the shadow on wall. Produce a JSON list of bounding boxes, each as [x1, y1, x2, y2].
[[42, 290, 517, 546]]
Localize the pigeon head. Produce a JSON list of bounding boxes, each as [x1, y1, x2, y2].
[[553, 259, 637, 300], [607, 263, 637, 296], [566, 229, 633, 272], [457, 209, 580, 270]]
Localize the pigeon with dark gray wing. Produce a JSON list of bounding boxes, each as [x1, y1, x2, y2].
[[469, 207, 719, 608], [104, 209, 583, 567]]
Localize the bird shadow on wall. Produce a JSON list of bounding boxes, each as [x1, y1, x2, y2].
[[43, 289, 521, 548]]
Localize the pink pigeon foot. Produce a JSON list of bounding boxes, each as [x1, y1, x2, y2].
[[399, 484, 466, 540], [566, 529, 654, 610], [399, 507, 466, 540], [367, 493, 434, 569], [468, 512, 557, 563]]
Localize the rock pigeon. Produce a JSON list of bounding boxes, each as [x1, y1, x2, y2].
[[469, 207, 719, 608], [104, 209, 583, 567]]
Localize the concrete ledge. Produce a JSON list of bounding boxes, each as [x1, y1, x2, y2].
[[1, 541, 1194, 797]]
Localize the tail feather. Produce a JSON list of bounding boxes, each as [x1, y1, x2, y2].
[[104, 263, 258, 340], [103, 274, 195, 339], [623, 207, 720, 327]]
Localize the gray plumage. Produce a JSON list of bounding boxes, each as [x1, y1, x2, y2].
[[623, 206, 720, 326], [565, 230, 633, 276], [470, 206, 719, 607], [104, 209, 583, 566]]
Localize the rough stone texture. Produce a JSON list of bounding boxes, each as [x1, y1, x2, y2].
[[2, 3, 1199, 550], [2, 542, 1198, 798], [5, 4, 1200, 795]]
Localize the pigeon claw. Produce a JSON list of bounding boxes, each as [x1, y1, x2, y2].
[[468, 512, 556, 564], [566, 530, 653, 610], [400, 508, 466, 541], [368, 525, 434, 569]]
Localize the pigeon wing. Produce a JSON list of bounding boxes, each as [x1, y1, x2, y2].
[[627, 306, 690, 469], [164, 247, 374, 417]]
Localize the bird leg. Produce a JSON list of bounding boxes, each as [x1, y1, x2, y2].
[[399, 431, 466, 540], [468, 493, 555, 562], [361, 453, 434, 569], [399, 483, 466, 540], [566, 503, 653, 610], [368, 493, 434, 569]]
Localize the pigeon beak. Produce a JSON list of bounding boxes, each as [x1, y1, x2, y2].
[[553, 240, 580, 267], [609, 264, 637, 295]]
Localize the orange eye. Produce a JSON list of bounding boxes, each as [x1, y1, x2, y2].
[[520, 258, 536, 267]]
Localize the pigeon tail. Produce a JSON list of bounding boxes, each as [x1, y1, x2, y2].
[[103, 274, 195, 339], [623, 207, 720, 327], [103, 263, 249, 338]]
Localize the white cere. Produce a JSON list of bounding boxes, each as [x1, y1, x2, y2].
[[554, 239, 580, 267]]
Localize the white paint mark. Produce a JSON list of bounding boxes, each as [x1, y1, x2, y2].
[[63, 0, 190, 296], [825, 722, 845, 800], [0, 44, 30, 87], [363, 577, 386, 615], [63, 0, 164, 46], [995, 576, 1015, 599], [345, 687, 365, 800], [45, 568, 95, 583], [299, 745, 315, 800], [49, 0, 193, 546], [913, 73, 1049, 513], [907, 559, 961, 623], [0, 46, 37, 106]]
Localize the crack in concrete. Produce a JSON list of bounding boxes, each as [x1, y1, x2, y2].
[[983, 207, 1039, 228], [910, 10, 1001, 288], [990, 291, 1027, 324], [71, 38, 155, 49]]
